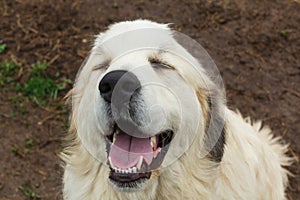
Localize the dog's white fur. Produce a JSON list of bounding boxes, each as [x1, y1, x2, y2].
[[61, 20, 292, 200]]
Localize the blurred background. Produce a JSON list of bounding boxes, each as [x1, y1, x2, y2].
[[0, 0, 299, 199]]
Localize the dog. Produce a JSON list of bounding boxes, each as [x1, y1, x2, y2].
[[61, 20, 292, 200]]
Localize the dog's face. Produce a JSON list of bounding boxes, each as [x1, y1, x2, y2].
[[72, 20, 225, 192]]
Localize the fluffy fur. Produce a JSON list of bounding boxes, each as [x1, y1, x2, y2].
[[61, 20, 292, 200]]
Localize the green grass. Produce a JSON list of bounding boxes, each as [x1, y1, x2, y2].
[[24, 148, 31, 154], [1, 59, 72, 124], [34, 183, 40, 189], [26, 139, 34, 146], [18, 185, 42, 199], [280, 30, 287, 37], [1, 59, 72, 106], [11, 145, 19, 154], [11, 139, 34, 155], [23, 139, 34, 154], [0, 44, 6, 53], [0, 60, 18, 87], [20, 61, 62, 105], [18, 61, 71, 106], [0, 58, 72, 134]]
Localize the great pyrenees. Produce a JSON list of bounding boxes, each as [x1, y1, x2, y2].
[[61, 20, 292, 200]]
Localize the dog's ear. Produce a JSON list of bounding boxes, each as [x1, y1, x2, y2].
[[196, 86, 226, 162], [64, 89, 73, 107], [61, 55, 92, 161]]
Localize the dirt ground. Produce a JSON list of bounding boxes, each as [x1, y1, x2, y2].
[[0, 0, 299, 199]]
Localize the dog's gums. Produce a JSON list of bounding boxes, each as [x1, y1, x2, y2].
[[106, 125, 173, 187]]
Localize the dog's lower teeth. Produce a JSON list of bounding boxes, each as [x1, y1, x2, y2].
[[136, 156, 143, 170], [111, 158, 142, 173], [112, 166, 139, 174], [108, 157, 115, 169], [132, 167, 137, 173]]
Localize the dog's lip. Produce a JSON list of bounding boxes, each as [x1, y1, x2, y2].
[[109, 169, 151, 183]]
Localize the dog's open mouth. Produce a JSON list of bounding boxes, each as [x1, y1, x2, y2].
[[105, 125, 174, 189]]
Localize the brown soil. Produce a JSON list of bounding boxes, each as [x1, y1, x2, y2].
[[0, 0, 299, 199]]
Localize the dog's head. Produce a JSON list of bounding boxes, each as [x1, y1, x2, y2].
[[70, 20, 226, 192]]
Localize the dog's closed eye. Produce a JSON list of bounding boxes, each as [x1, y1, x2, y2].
[[92, 61, 111, 71], [149, 57, 174, 70]]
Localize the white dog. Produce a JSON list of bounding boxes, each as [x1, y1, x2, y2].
[[61, 20, 292, 200]]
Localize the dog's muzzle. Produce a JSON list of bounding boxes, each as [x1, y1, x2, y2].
[[98, 70, 175, 189]]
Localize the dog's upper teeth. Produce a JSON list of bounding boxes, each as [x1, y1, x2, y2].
[[136, 156, 143, 170], [113, 133, 117, 143], [113, 129, 119, 143], [150, 136, 156, 149]]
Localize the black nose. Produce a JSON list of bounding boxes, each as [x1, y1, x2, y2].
[[99, 70, 141, 103]]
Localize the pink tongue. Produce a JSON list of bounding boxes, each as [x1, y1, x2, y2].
[[109, 132, 153, 169]]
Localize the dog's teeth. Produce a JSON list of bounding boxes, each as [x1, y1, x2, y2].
[[132, 167, 137, 173], [113, 133, 117, 143], [112, 129, 120, 143], [136, 156, 143, 170], [151, 136, 156, 148], [114, 167, 138, 174], [108, 157, 115, 169]]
